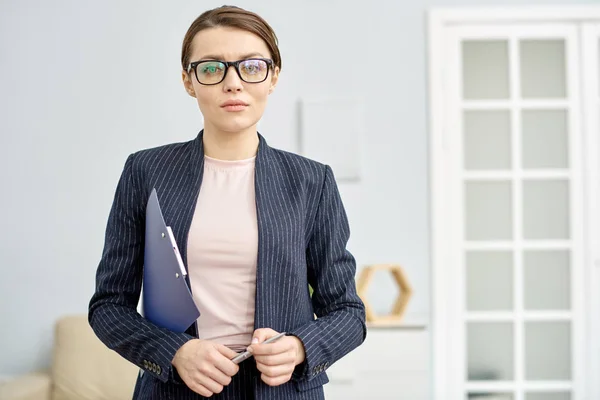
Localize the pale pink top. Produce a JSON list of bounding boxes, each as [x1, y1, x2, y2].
[[187, 155, 258, 351]]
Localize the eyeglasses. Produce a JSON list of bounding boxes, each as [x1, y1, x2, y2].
[[187, 58, 274, 85]]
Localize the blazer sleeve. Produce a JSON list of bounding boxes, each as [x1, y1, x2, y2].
[[288, 164, 367, 382], [88, 153, 194, 383]]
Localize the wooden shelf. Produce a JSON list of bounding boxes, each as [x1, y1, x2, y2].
[[357, 264, 414, 324]]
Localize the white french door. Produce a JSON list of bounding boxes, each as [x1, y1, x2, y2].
[[429, 8, 600, 400]]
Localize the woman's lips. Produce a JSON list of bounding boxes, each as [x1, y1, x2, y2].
[[222, 104, 248, 112]]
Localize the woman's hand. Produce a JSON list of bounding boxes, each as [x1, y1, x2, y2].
[[172, 339, 239, 397], [248, 328, 306, 386]]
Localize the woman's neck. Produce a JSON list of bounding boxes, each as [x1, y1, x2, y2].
[[202, 126, 259, 161]]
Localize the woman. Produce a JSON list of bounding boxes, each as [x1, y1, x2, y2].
[[88, 5, 366, 400]]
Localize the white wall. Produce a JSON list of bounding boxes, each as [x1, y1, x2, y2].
[[0, 0, 596, 376]]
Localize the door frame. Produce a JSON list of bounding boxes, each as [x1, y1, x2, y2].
[[428, 6, 600, 400], [581, 22, 600, 400]]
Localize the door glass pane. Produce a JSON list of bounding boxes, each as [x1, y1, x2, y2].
[[464, 110, 511, 170], [522, 110, 568, 169], [525, 321, 571, 380], [463, 40, 510, 100], [520, 40, 566, 98], [524, 250, 570, 310], [468, 322, 514, 380], [526, 393, 570, 400], [468, 394, 514, 400], [466, 181, 513, 240], [523, 180, 569, 239], [467, 251, 513, 311]]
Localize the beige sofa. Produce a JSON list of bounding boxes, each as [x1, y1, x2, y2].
[[0, 315, 139, 400]]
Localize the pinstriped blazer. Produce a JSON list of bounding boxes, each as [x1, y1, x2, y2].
[[88, 131, 367, 399]]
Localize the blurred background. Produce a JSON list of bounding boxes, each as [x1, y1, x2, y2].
[[1, 0, 599, 399]]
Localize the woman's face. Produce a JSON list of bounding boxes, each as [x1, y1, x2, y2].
[[182, 26, 279, 135]]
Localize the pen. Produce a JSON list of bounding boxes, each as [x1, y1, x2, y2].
[[231, 332, 287, 364]]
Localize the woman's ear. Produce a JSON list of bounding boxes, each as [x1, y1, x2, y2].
[[182, 70, 196, 98], [268, 66, 280, 94]]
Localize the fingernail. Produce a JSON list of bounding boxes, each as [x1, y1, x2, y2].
[[252, 337, 259, 344]]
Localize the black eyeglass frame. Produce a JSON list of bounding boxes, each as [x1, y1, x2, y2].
[[187, 57, 274, 85]]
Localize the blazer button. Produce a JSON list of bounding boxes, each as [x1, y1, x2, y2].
[[157, 365, 162, 375], [143, 360, 148, 369]]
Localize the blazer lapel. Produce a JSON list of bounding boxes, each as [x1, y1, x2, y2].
[[161, 132, 205, 274], [177, 133, 204, 271], [254, 134, 278, 331]]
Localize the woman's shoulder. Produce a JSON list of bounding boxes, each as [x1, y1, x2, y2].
[[127, 138, 197, 170]]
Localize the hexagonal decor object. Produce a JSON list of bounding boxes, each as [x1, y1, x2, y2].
[[357, 264, 413, 326]]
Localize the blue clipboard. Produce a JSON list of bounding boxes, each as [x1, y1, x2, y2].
[[142, 188, 200, 333]]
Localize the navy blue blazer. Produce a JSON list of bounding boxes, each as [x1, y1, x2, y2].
[[88, 131, 367, 399]]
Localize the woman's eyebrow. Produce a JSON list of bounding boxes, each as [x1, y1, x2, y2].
[[198, 52, 266, 60]]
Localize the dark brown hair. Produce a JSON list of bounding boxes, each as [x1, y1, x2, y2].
[[181, 5, 282, 72]]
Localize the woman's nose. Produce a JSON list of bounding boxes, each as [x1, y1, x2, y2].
[[222, 66, 243, 92]]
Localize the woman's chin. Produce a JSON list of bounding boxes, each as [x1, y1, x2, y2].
[[213, 120, 258, 134]]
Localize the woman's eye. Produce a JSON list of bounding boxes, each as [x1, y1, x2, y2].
[[242, 61, 264, 74], [201, 63, 223, 74]]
